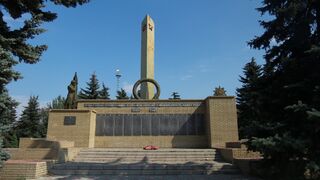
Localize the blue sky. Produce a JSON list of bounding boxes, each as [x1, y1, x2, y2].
[[6, 0, 266, 111]]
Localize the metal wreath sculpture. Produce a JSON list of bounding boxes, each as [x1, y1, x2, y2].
[[132, 78, 161, 99]]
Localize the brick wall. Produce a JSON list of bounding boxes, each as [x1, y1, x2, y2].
[[47, 110, 96, 147], [206, 97, 239, 147], [0, 161, 49, 179]]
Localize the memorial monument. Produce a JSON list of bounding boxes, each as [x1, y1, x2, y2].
[[46, 15, 239, 148]]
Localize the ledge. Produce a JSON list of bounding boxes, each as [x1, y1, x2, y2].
[[77, 99, 205, 103], [49, 109, 96, 113]]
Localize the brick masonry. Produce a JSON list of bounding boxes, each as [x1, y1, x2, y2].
[[0, 160, 49, 179], [47, 110, 96, 148], [46, 97, 239, 148]]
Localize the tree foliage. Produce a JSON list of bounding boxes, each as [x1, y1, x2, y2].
[[79, 73, 100, 99], [240, 0, 320, 179], [116, 88, 129, 99], [99, 83, 110, 99], [236, 58, 262, 139], [79, 73, 111, 99], [16, 96, 42, 138], [0, 0, 89, 90], [170, 92, 181, 99]]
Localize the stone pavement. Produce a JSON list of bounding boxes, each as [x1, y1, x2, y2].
[[36, 174, 259, 180]]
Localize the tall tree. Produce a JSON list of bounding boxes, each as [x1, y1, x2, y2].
[[244, 0, 320, 179], [0, 0, 89, 90], [0, 0, 89, 164], [48, 95, 66, 109], [116, 88, 129, 99], [16, 96, 42, 138], [99, 83, 110, 99], [0, 90, 18, 148], [236, 58, 262, 138], [79, 73, 101, 99]]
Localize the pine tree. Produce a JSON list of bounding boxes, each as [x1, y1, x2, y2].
[[79, 73, 101, 99], [16, 96, 42, 138], [99, 83, 110, 99], [236, 58, 262, 138], [48, 95, 66, 109], [170, 92, 181, 99], [0, 0, 89, 92], [116, 89, 129, 99], [245, 1, 320, 178]]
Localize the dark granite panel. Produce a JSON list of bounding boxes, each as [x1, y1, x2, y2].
[[151, 114, 160, 136], [123, 114, 132, 136], [132, 114, 141, 136], [141, 114, 151, 135], [114, 114, 123, 136], [105, 114, 114, 136]]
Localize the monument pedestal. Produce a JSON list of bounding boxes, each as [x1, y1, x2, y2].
[[47, 97, 238, 148]]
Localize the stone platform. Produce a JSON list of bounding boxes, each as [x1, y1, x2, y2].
[[49, 148, 240, 176]]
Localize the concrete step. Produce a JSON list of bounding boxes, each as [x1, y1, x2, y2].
[[50, 162, 239, 175], [49, 148, 239, 176]]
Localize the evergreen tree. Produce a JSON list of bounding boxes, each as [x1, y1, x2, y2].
[[16, 96, 42, 138], [170, 92, 181, 99], [244, 0, 320, 178], [48, 95, 66, 109], [99, 83, 110, 99], [79, 73, 101, 99], [116, 89, 129, 99], [236, 58, 262, 138], [0, 0, 89, 92], [0, 89, 18, 148]]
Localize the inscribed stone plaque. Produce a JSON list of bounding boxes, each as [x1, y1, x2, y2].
[[151, 114, 160, 136], [132, 115, 141, 136], [114, 114, 123, 136], [159, 114, 170, 135], [141, 115, 151, 135], [187, 114, 196, 135], [177, 114, 188, 135], [197, 114, 205, 135], [64, 116, 76, 125], [105, 115, 114, 136], [123, 114, 132, 136]]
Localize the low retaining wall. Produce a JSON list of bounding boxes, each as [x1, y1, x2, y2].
[[0, 160, 51, 179], [4, 148, 59, 160]]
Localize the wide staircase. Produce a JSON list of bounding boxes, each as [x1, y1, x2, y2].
[[49, 148, 240, 175]]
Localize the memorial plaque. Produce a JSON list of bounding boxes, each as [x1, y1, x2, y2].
[[95, 115, 103, 136], [187, 114, 196, 135], [114, 114, 123, 136], [105, 115, 114, 136], [96, 113, 205, 136], [159, 114, 170, 135], [64, 116, 76, 125], [197, 114, 205, 135], [132, 115, 141, 135], [151, 114, 160, 136], [141, 115, 151, 135], [123, 114, 132, 136], [177, 114, 188, 135]]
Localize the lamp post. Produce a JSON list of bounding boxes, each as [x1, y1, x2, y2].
[[115, 69, 121, 91]]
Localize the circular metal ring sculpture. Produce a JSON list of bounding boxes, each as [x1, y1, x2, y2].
[[133, 78, 161, 99]]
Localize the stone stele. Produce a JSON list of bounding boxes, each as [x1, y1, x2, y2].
[[140, 15, 155, 99]]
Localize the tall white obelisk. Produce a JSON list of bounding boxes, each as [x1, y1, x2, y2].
[[140, 15, 155, 99]]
